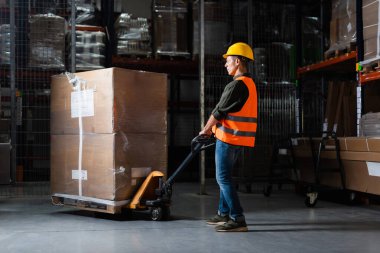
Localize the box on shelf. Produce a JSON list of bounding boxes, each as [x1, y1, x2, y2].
[[325, 0, 356, 58], [50, 67, 168, 135], [362, 0, 380, 64]]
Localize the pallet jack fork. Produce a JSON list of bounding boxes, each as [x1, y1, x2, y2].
[[127, 134, 215, 221]]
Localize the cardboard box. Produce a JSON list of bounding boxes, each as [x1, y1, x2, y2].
[[362, 0, 378, 28], [340, 137, 369, 151], [343, 160, 369, 192], [339, 137, 380, 152], [344, 160, 380, 195], [51, 68, 168, 135], [51, 133, 167, 201], [363, 24, 378, 39], [364, 37, 378, 61], [294, 137, 380, 193]]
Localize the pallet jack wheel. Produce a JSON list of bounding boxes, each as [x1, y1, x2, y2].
[[150, 206, 170, 221], [305, 192, 318, 207]]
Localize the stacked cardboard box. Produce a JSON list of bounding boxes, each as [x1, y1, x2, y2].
[[293, 137, 380, 195], [325, 0, 356, 57], [50, 68, 168, 203], [362, 0, 380, 62], [29, 14, 65, 69]]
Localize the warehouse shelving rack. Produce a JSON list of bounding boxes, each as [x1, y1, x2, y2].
[[297, 50, 358, 206], [294, 0, 373, 206]]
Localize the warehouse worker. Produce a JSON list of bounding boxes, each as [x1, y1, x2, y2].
[[199, 42, 257, 232]]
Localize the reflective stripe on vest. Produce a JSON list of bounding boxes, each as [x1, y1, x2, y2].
[[225, 115, 257, 123], [216, 122, 256, 137], [214, 75, 258, 147]]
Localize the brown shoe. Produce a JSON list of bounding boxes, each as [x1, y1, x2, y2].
[[206, 214, 229, 225], [215, 219, 248, 232]]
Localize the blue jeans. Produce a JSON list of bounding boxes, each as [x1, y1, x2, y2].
[[215, 139, 245, 222]]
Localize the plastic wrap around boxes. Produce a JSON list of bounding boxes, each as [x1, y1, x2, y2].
[[360, 112, 380, 136], [362, 0, 380, 64], [70, 0, 99, 26], [50, 68, 168, 206], [325, 0, 356, 58], [69, 30, 106, 70], [29, 14, 65, 69], [0, 24, 10, 65], [193, 1, 229, 57], [115, 13, 151, 56], [153, 0, 190, 58]]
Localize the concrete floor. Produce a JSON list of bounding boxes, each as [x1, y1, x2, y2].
[[1, 182, 380, 253]]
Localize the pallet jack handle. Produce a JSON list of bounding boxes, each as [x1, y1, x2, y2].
[[164, 134, 215, 188]]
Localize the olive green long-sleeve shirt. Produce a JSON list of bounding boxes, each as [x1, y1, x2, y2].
[[211, 73, 251, 121]]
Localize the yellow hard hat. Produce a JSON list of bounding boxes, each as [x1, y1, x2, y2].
[[223, 42, 254, 61]]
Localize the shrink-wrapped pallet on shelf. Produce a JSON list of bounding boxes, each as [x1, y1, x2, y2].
[[193, 1, 229, 57], [69, 0, 100, 26], [115, 13, 151, 57], [360, 112, 380, 137], [0, 24, 10, 65], [362, 0, 380, 65], [324, 0, 356, 59], [29, 14, 66, 69], [153, 0, 190, 58], [69, 30, 106, 70]]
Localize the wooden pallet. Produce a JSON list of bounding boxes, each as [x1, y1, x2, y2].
[[51, 195, 129, 214], [324, 42, 356, 60], [361, 60, 380, 74]]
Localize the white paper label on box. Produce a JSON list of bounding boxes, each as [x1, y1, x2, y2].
[[367, 162, 380, 177], [71, 89, 94, 118], [72, 170, 88, 180]]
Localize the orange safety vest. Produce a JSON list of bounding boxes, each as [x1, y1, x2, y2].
[[212, 75, 258, 147]]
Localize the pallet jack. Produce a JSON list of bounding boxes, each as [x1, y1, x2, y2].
[[121, 134, 215, 221], [52, 134, 215, 220]]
